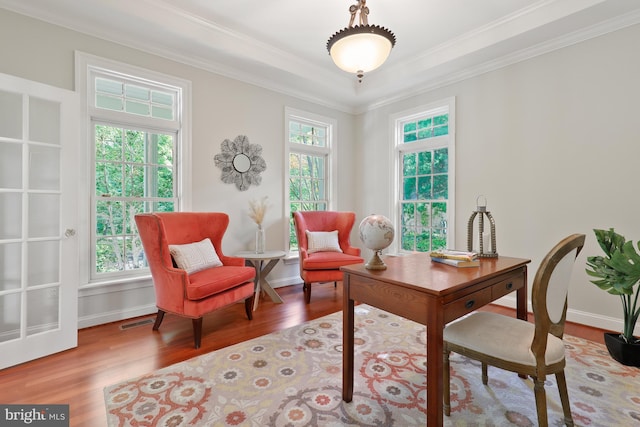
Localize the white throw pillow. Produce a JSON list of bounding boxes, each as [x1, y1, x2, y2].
[[169, 238, 223, 274], [306, 230, 343, 254]]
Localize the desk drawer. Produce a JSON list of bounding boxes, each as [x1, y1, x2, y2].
[[491, 275, 524, 300], [443, 287, 492, 323]]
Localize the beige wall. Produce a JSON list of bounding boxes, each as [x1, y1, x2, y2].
[[0, 9, 358, 326], [1, 7, 638, 334], [358, 23, 640, 334]]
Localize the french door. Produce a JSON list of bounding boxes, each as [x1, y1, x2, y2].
[[0, 73, 79, 369]]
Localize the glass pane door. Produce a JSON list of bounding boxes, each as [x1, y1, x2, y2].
[[0, 73, 79, 369]]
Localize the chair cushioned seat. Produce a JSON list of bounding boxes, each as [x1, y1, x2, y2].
[[186, 265, 256, 300], [444, 311, 566, 366], [302, 251, 364, 270]]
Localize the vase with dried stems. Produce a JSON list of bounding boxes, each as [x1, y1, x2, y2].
[[248, 196, 268, 253]]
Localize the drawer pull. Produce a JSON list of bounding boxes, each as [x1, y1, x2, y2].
[[465, 300, 475, 309], [506, 282, 513, 290]]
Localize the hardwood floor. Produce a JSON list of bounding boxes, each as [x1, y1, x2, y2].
[[0, 283, 609, 427]]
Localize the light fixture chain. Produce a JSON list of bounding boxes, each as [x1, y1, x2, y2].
[[349, 0, 369, 27], [327, 0, 396, 81]]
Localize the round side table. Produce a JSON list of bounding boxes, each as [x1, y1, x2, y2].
[[235, 250, 286, 311]]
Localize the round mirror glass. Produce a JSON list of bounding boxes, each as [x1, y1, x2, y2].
[[214, 135, 267, 191], [232, 153, 251, 173]]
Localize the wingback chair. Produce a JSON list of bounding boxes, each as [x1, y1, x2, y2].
[[443, 233, 585, 426], [135, 212, 256, 349], [292, 211, 364, 304]]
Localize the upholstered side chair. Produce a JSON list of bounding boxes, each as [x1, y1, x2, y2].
[[292, 211, 364, 304], [443, 233, 585, 426], [135, 212, 256, 349]]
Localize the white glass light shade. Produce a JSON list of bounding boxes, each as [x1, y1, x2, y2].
[[327, 24, 396, 77], [329, 33, 393, 74]]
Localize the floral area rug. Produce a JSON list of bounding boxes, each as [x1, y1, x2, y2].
[[104, 305, 639, 426]]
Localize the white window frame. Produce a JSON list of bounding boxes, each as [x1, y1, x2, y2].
[[75, 52, 192, 287], [284, 107, 337, 255], [389, 97, 456, 254]]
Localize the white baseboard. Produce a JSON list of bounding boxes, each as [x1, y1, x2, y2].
[[268, 275, 303, 289], [271, 279, 637, 334], [76, 276, 302, 329], [77, 279, 638, 337], [492, 296, 638, 335], [78, 304, 157, 329]]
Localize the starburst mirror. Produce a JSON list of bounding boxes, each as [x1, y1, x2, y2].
[[214, 135, 266, 191]]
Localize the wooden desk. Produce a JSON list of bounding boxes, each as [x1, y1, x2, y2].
[[341, 253, 530, 427]]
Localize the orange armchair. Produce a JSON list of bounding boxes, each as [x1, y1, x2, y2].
[[292, 211, 364, 303], [135, 212, 256, 348]]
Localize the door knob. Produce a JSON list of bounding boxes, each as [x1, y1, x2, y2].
[[64, 228, 76, 238]]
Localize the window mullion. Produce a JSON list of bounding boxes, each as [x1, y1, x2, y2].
[[395, 101, 453, 254], [285, 108, 335, 252], [90, 89, 180, 279]]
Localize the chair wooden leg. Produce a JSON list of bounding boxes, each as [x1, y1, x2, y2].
[[152, 310, 165, 331], [245, 296, 254, 320], [192, 317, 203, 349], [556, 371, 574, 426], [443, 349, 451, 416], [533, 376, 549, 427], [303, 282, 311, 304]]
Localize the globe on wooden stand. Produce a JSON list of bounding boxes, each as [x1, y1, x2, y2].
[[359, 214, 395, 270]]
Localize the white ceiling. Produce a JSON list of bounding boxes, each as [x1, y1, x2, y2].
[[2, 0, 640, 112]]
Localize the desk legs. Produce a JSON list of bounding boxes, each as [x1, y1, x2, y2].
[[516, 275, 528, 322], [516, 269, 529, 379], [342, 276, 355, 402], [246, 259, 284, 311], [342, 283, 445, 425], [426, 303, 445, 426], [342, 266, 527, 427]]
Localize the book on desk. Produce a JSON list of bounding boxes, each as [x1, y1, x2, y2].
[[430, 257, 480, 267], [430, 249, 480, 267]]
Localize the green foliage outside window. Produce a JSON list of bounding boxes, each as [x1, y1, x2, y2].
[[400, 124, 449, 252], [289, 121, 326, 147], [403, 114, 448, 143], [288, 120, 328, 251], [288, 152, 327, 251], [94, 124, 175, 274], [401, 201, 447, 252]]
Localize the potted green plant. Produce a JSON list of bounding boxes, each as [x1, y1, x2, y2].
[[585, 228, 640, 366]]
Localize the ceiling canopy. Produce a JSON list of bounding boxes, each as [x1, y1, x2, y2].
[[1, 0, 639, 112]]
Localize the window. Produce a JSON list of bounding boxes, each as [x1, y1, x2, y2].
[[77, 53, 191, 283], [393, 99, 455, 253], [93, 124, 175, 274], [285, 108, 337, 253]]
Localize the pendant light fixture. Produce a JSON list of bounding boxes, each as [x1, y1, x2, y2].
[[326, 0, 396, 82]]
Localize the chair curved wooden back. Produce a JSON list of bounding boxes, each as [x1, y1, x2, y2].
[[443, 233, 585, 426], [292, 211, 364, 303], [530, 234, 586, 370]]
